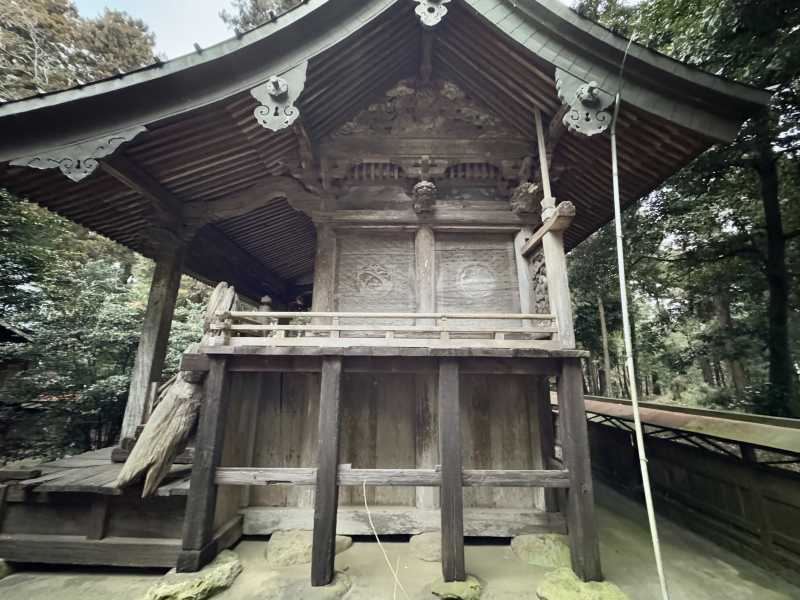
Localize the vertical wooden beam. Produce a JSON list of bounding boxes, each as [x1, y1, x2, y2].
[[438, 358, 466, 582], [530, 376, 559, 512], [178, 357, 231, 572], [311, 356, 344, 586], [311, 223, 337, 313], [415, 226, 439, 510], [558, 358, 602, 581], [121, 247, 186, 440], [542, 228, 576, 348], [514, 226, 536, 316], [86, 495, 111, 540]]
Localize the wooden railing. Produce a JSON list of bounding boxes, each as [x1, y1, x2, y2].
[[206, 310, 561, 349]]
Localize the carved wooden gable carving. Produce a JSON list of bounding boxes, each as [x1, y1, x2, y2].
[[332, 79, 521, 140]]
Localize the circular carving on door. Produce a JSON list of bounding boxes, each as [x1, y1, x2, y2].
[[355, 264, 394, 298], [457, 263, 496, 299]]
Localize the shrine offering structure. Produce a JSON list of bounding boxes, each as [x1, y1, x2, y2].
[[0, 0, 769, 588]]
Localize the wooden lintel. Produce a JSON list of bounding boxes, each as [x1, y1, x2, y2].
[[182, 175, 324, 227], [520, 201, 576, 257], [101, 155, 183, 228]]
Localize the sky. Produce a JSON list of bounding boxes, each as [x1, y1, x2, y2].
[[74, 1, 579, 61], [73, 0, 238, 59]]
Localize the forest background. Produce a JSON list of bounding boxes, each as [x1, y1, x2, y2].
[[0, 0, 797, 462]]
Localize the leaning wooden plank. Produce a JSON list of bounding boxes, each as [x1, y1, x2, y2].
[[177, 357, 232, 572], [558, 358, 602, 581], [311, 356, 344, 587], [438, 358, 466, 582], [116, 371, 204, 497]]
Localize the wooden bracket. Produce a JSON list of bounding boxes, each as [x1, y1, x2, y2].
[[520, 201, 576, 257]]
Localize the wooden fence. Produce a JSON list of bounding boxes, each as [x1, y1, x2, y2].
[[579, 397, 800, 583]]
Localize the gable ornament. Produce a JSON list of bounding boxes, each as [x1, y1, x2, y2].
[[9, 125, 146, 183], [250, 62, 308, 132], [414, 0, 451, 27], [555, 68, 615, 137]]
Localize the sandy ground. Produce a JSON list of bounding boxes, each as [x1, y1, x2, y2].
[[1, 484, 798, 600]]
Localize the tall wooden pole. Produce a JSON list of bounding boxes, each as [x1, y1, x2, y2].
[[121, 246, 186, 441]]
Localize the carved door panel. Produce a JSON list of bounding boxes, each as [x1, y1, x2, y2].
[[435, 233, 520, 330], [335, 231, 417, 328]]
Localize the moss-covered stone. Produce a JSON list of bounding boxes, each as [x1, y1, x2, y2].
[[262, 570, 352, 600], [266, 530, 352, 567], [0, 559, 12, 580], [511, 534, 572, 569], [142, 550, 242, 600], [409, 531, 441, 562], [431, 575, 482, 600], [536, 568, 630, 600]]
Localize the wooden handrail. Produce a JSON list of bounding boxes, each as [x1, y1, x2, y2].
[[224, 311, 556, 320]]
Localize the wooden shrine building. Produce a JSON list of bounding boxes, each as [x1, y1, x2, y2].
[[0, 0, 768, 587]]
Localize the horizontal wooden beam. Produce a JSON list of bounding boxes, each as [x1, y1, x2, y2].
[[520, 201, 576, 257], [182, 175, 323, 227], [242, 506, 566, 537], [101, 155, 183, 228], [215, 466, 571, 488]]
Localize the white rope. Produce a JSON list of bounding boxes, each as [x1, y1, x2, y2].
[[362, 480, 412, 600], [610, 35, 671, 600]]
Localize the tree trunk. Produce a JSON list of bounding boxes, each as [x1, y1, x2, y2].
[[754, 111, 799, 417], [713, 291, 747, 399], [597, 295, 612, 396], [699, 357, 715, 386]]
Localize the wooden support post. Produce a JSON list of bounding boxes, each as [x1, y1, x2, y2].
[[121, 247, 186, 440], [311, 356, 344, 586], [178, 357, 231, 572], [531, 376, 559, 512], [438, 358, 466, 582], [415, 226, 439, 510], [558, 358, 602, 581], [86, 495, 111, 540]]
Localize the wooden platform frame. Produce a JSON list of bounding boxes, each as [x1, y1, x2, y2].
[[176, 350, 602, 584]]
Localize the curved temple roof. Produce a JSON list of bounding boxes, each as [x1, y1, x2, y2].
[[0, 0, 770, 302]]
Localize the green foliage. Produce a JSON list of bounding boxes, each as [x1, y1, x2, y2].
[[219, 0, 302, 32], [0, 0, 154, 101], [569, 0, 800, 415], [0, 4, 205, 462]]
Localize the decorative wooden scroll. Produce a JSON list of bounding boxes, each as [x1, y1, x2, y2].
[[414, 0, 451, 27], [9, 125, 146, 182], [555, 69, 615, 137], [250, 62, 308, 132]]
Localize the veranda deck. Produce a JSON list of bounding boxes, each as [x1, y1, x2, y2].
[[0, 447, 211, 568]]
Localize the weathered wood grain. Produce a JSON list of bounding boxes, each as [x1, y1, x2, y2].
[[178, 357, 231, 571], [558, 358, 602, 581], [243, 506, 566, 537], [438, 358, 466, 582], [311, 356, 343, 586]]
